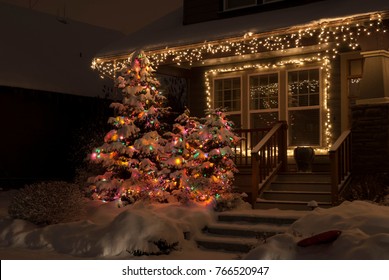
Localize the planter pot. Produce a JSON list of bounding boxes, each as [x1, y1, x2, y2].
[[294, 147, 315, 172]]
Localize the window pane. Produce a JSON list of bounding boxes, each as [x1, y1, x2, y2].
[[214, 80, 222, 91], [249, 73, 278, 111], [214, 77, 241, 112], [299, 95, 309, 107], [215, 100, 223, 108], [227, 114, 241, 128], [288, 69, 320, 108], [269, 97, 278, 109], [224, 89, 232, 100], [310, 93, 320, 106], [232, 77, 240, 89], [224, 81, 231, 90], [288, 109, 320, 146], [251, 112, 279, 128]]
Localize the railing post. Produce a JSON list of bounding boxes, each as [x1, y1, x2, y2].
[[329, 150, 339, 206], [279, 121, 288, 172], [251, 153, 260, 208]]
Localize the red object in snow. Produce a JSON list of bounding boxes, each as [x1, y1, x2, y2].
[[297, 230, 342, 247]]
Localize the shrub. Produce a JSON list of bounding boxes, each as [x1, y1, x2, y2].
[[8, 181, 85, 225], [341, 173, 389, 203]]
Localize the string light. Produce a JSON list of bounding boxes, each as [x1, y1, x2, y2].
[[205, 55, 332, 146], [91, 12, 388, 148], [92, 13, 387, 78]]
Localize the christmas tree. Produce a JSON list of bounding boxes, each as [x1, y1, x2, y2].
[[162, 109, 200, 202], [187, 108, 241, 202], [163, 108, 241, 204], [90, 51, 170, 203]]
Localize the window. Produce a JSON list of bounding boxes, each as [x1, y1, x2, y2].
[[214, 77, 242, 127], [249, 73, 279, 128], [224, 0, 283, 11], [288, 69, 321, 146]]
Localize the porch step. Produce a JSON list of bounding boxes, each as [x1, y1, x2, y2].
[[275, 172, 331, 183], [196, 235, 258, 253], [262, 190, 332, 202], [257, 171, 333, 211], [287, 155, 330, 172], [255, 198, 332, 211], [268, 182, 331, 192], [196, 210, 305, 253]]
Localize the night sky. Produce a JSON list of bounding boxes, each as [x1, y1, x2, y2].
[[0, 0, 182, 34]]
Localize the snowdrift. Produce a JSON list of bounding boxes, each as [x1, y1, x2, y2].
[[0, 196, 214, 258], [245, 200, 389, 260]]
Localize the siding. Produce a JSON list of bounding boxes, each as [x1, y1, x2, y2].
[[183, 0, 325, 25], [0, 87, 112, 187], [183, 0, 221, 25]]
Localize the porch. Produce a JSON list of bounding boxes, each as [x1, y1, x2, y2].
[[233, 122, 352, 210]]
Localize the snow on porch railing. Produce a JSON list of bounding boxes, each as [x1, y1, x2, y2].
[[250, 121, 288, 207], [233, 128, 271, 167], [329, 130, 352, 206]]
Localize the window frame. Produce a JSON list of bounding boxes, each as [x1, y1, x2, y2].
[[212, 75, 243, 126], [286, 67, 323, 147], [247, 71, 280, 128]]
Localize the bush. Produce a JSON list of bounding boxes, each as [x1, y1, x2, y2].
[[8, 181, 85, 225], [341, 173, 389, 203]]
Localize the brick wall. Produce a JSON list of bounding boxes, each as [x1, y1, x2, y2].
[[351, 103, 389, 172]]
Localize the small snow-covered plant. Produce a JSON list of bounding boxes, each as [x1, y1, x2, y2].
[[8, 181, 85, 225], [341, 173, 389, 203], [212, 193, 249, 212], [127, 239, 179, 256]]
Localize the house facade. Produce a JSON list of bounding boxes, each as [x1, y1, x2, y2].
[[93, 0, 389, 165]]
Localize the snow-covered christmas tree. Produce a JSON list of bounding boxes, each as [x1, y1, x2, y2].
[[162, 109, 200, 201], [186, 108, 241, 202], [163, 108, 241, 203], [90, 51, 171, 203]]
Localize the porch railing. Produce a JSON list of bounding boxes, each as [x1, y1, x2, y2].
[[250, 121, 288, 206], [233, 128, 271, 167], [329, 130, 352, 205]]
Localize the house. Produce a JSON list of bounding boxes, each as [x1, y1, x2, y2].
[[92, 0, 389, 209], [0, 2, 123, 187]]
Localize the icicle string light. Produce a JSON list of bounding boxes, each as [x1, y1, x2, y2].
[[204, 55, 332, 147], [91, 13, 387, 148], [92, 13, 387, 78]]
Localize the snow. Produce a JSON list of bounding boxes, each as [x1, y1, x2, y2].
[[245, 201, 389, 260], [1, 189, 389, 260], [0, 2, 123, 97], [96, 0, 389, 58], [0, 190, 236, 259]]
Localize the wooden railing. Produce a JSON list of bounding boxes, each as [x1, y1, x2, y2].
[[250, 121, 288, 206], [233, 128, 271, 167], [329, 130, 352, 206]]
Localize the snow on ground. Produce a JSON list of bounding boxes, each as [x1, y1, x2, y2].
[[0, 190, 239, 260], [1, 189, 389, 260], [245, 201, 389, 260]]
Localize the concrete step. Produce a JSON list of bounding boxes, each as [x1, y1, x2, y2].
[[196, 234, 258, 253], [255, 198, 332, 211], [268, 182, 331, 192], [195, 210, 308, 253], [262, 190, 332, 202], [217, 212, 300, 225], [205, 222, 289, 238]]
